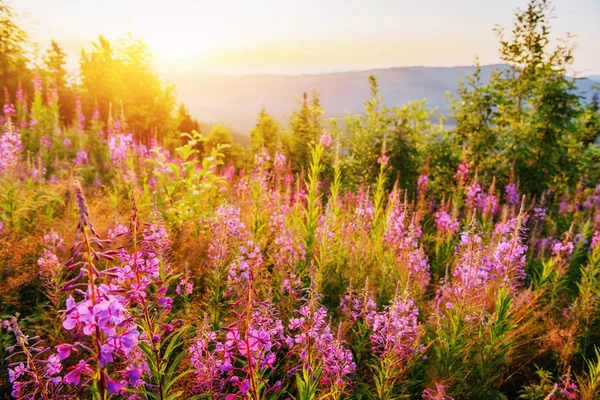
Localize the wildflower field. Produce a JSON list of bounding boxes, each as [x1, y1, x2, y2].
[[1, 0, 600, 399]]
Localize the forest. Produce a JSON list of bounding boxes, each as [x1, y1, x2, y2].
[[1, 0, 600, 398]]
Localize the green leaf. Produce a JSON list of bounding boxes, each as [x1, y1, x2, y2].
[[164, 369, 194, 393]]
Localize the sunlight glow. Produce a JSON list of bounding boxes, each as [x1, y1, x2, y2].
[[12, 0, 600, 75]]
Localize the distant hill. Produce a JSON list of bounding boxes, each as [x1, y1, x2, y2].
[[168, 65, 599, 136]]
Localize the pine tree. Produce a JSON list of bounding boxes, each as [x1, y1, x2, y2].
[[250, 108, 281, 157]]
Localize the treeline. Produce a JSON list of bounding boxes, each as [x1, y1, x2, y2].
[[0, 0, 197, 145], [244, 0, 600, 197]]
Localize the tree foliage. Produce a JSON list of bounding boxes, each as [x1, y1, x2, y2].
[[79, 34, 177, 143], [250, 108, 281, 158], [0, 0, 31, 103], [288, 91, 324, 173], [452, 0, 592, 195]]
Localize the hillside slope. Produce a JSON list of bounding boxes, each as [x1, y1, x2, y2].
[[169, 65, 598, 134]]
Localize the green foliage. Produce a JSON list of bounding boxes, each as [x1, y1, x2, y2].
[[288, 91, 324, 173], [342, 75, 391, 188], [574, 246, 600, 358], [176, 104, 200, 143], [205, 124, 233, 161], [295, 366, 321, 400], [518, 368, 561, 399], [80, 34, 177, 142], [43, 40, 67, 85], [0, 177, 64, 231], [304, 140, 326, 283], [577, 347, 600, 400], [452, 0, 588, 195], [148, 130, 226, 232], [341, 76, 455, 198], [132, 326, 194, 400], [0, 0, 30, 99], [389, 101, 446, 195], [251, 108, 282, 157]]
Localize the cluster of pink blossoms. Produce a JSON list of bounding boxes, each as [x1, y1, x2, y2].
[[455, 162, 469, 184], [383, 203, 430, 289], [72, 150, 88, 166], [466, 181, 500, 215], [435, 210, 459, 238], [0, 125, 23, 173], [369, 291, 423, 366], [286, 300, 355, 391], [319, 131, 332, 147], [189, 304, 285, 397], [505, 183, 521, 206], [108, 132, 134, 166], [4, 318, 66, 399], [339, 283, 377, 324]]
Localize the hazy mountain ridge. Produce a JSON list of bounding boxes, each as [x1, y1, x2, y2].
[[170, 65, 599, 135]]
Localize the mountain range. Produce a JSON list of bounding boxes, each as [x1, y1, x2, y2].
[[167, 64, 599, 135]]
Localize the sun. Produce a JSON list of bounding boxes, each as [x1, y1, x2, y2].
[[150, 37, 227, 69], [161, 44, 196, 62]]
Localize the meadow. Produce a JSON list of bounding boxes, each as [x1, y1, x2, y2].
[[1, 0, 600, 399]]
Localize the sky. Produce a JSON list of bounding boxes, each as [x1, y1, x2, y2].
[[12, 0, 600, 76]]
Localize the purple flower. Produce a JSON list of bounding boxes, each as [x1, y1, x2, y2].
[[455, 162, 468, 184], [533, 207, 547, 221], [107, 378, 123, 394], [319, 132, 332, 147], [369, 291, 421, 366], [423, 383, 454, 400], [289, 317, 305, 330], [72, 150, 89, 166], [435, 210, 459, 237], [56, 343, 74, 360], [274, 152, 287, 171], [99, 343, 115, 366], [64, 360, 93, 385], [0, 126, 23, 173], [254, 149, 270, 167], [505, 183, 520, 206], [287, 297, 355, 392], [125, 368, 142, 385], [466, 182, 481, 208], [108, 133, 134, 166], [46, 354, 62, 376], [377, 154, 389, 166], [107, 224, 129, 239], [383, 203, 430, 290], [176, 274, 194, 296], [552, 240, 574, 257], [8, 363, 26, 383], [158, 297, 173, 309], [3, 103, 15, 117], [239, 379, 251, 395], [40, 136, 52, 150], [557, 374, 578, 400]]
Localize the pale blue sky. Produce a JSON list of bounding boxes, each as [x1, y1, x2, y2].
[[13, 0, 600, 75]]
